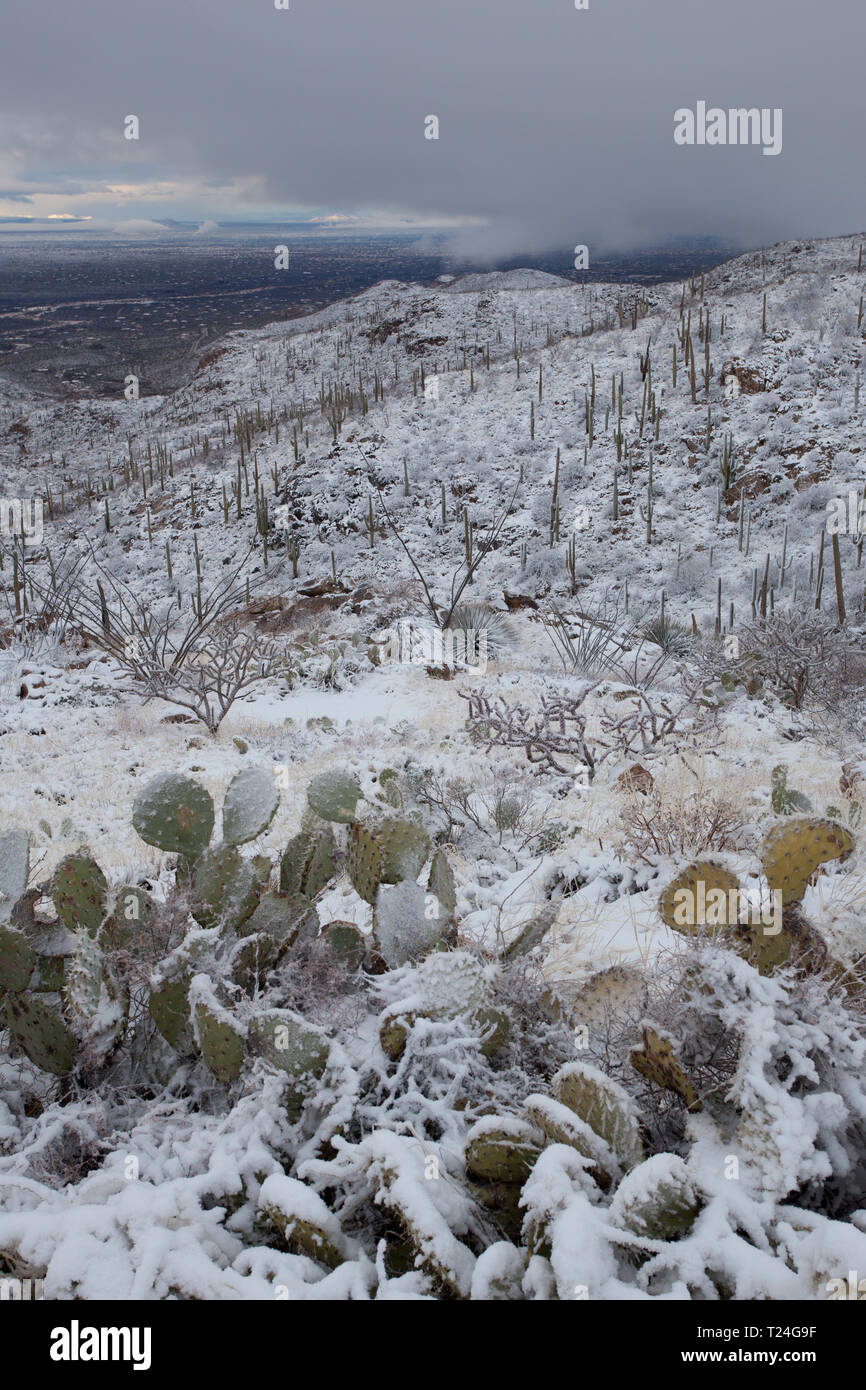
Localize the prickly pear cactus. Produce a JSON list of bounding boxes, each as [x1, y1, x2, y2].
[[379, 768, 403, 809], [229, 932, 279, 992], [221, 768, 280, 846], [464, 1116, 541, 1183], [279, 830, 310, 897], [357, 1135, 476, 1297], [570, 965, 646, 1034], [99, 884, 153, 952], [0, 829, 29, 924], [475, 1005, 510, 1058], [251, 854, 272, 885], [65, 933, 128, 1064], [730, 913, 793, 976], [240, 892, 316, 948], [378, 951, 488, 1061], [376, 818, 431, 885], [379, 1010, 411, 1061], [280, 826, 337, 900], [467, 1183, 525, 1246], [306, 770, 361, 824], [522, 1093, 619, 1186], [610, 1153, 701, 1240], [64, 930, 104, 1025], [470, 1242, 526, 1298], [149, 974, 196, 1054], [760, 816, 854, 906], [132, 773, 215, 860], [52, 854, 108, 937], [660, 815, 854, 977], [190, 845, 261, 931], [248, 1007, 330, 1118], [346, 822, 382, 905], [630, 1024, 701, 1112], [415, 950, 487, 1019], [427, 847, 457, 918], [4, 991, 76, 1075], [258, 1174, 346, 1269], [771, 765, 812, 816], [247, 1008, 330, 1082], [374, 880, 442, 967], [552, 1060, 644, 1170], [192, 980, 245, 1083], [0, 926, 36, 992], [321, 921, 365, 968], [503, 904, 558, 959], [29, 952, 67, 994], [659, 861, 741, 934], [303, 828, 337, 898]]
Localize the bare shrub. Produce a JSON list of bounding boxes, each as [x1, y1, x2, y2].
[[0, 538, 88, 671], [619, 785, 748, 863], [55, 545, 281, 733], [414, 766, 547, 847], [273, 937, 369, 1032], [370, 449, 522, 628]]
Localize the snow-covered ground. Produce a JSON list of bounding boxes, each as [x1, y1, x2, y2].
[[1, 235, 866, 1300]]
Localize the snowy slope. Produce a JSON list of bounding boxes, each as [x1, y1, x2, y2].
[[1, 236, 866, 1301]]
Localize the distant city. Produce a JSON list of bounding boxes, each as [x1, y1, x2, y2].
[[0, 229, 743, 398]]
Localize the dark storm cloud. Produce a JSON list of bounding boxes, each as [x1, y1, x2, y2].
[[1, 0, 864, 253]]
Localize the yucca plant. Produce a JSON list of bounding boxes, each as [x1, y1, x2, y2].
[[641, 613, 694, 656], [446, 603, 513, 658]]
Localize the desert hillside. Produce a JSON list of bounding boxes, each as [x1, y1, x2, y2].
[[1, 235, 866, 1300]]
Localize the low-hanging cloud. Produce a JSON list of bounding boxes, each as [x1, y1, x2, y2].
[[1, 0, 864, 257]]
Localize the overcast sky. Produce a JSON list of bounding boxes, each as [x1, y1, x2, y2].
[[1, 0, 864, 256]]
